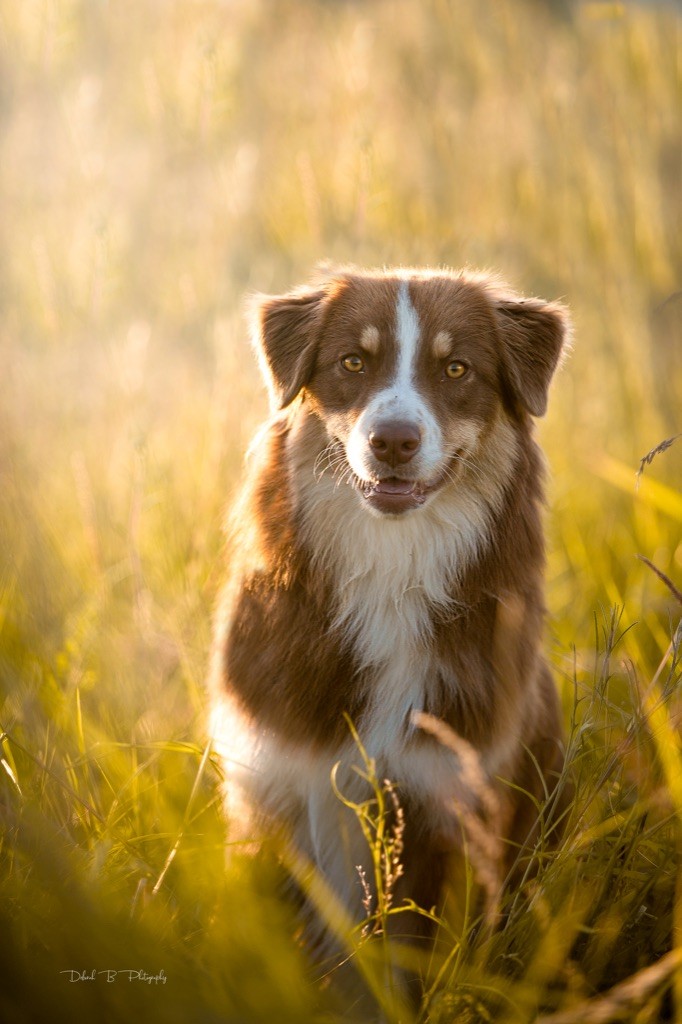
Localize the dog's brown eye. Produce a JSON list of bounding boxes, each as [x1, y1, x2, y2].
[[341, 354, 364, 373], [445, 361, 467, 380]]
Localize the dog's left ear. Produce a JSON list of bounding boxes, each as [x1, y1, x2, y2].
[[494, 297, 570, 417], [250, 287, 326, 410]]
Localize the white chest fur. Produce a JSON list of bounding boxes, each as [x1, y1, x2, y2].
[[300, 466, 498, 760]]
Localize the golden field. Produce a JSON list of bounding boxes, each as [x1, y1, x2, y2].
[[0, 1, 680, 1021]]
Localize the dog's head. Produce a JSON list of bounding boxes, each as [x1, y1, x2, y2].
[[251, 267, 570, 516]]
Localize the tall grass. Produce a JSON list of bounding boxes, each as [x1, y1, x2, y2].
[[1, 0, 680, 1020]]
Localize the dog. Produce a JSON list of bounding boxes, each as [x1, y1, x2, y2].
[[209, 265, 570, 962]]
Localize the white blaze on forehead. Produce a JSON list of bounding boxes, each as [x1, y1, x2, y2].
[[345, 278, 444, 484], [360, 324, 380, 354], [395, 281, 421, 388]]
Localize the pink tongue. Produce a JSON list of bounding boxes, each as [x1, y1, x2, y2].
[[373, 478, 416, 495]]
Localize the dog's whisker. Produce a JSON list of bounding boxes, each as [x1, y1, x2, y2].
[[313, 442, 344, 482], [334, 465, 357, 490], [447, 450, 485, 484]]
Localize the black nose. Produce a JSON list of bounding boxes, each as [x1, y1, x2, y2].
[[368, 421, 422, 465]]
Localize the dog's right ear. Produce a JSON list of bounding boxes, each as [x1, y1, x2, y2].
[[249, 287, 327, 410]]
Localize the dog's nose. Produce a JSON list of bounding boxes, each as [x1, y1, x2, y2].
[[369, 421, 422, 465]]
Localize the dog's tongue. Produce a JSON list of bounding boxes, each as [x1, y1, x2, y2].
[[372, 478, 417, 495]]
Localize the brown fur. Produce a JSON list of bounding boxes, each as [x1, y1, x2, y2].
[[210, 265, 570, 958]]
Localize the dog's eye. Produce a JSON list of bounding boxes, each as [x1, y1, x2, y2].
[[341, 354, 364, 373], [445, 361, 468, 380]]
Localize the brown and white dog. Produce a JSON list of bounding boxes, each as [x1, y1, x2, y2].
[[209, 265, 570, 952]]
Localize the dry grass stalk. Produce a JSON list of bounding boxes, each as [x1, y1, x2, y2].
[[637, 554, 682, 608], [412, 710, 503, 924], [381, 778, 405, 913], [637, 434, 681, 484]]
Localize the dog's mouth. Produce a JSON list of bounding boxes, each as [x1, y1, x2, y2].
[[318, 439, 466, 515], [359, 472, 450, 515]]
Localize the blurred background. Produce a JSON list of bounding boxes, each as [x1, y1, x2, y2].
[[0, 1, 680, 1021]]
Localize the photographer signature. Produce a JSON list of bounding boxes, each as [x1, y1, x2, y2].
[[60, 970, 167, 985]]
